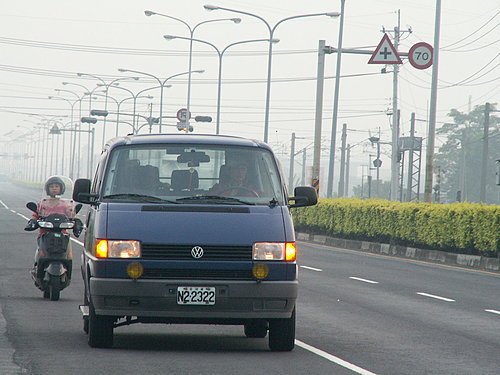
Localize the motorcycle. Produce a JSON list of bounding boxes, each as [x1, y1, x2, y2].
[[25, 201, 82, 301]]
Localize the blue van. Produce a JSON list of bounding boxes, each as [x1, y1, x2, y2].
[[73, 134, 317, 351]]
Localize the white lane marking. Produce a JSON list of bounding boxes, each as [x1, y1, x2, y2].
[[16, 213, 29, 220], [0, 200, 8, 209], [417, 292, 455, 302], [485, 309, 500, 315], [349, 277, 379, 284], [300, 265, 323, 272], [296, 339, 378, 375]]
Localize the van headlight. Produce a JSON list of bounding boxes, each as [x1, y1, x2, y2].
[[252, 242, 296, 262], [95, 239, 141, 258]]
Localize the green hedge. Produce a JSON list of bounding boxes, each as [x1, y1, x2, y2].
[[292, 198, 500, 256]]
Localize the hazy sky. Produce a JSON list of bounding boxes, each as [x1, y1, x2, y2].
[[0, 0, 498, 180]]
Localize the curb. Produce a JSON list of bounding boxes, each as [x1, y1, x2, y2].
[[296, 232, 500, 273]]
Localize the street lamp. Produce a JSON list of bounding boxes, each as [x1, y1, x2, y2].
[[77, 73, 139, 148], [54, 88, 89, 179], [101, 83, 154, 134], [145, 10, 241, 128], [117, 68, 204, 132], [204, 4, 340, 143], [164, 35, 278, 134]]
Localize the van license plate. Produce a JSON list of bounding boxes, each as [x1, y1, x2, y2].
[[177, 287, 215, 305]]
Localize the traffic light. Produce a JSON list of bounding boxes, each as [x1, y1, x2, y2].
[[81, 117, 97, 124], [90, 110, 109, 117], [177, 122, 193, 132], [194, 116, 212, 123]]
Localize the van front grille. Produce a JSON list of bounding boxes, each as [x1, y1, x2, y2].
[[141, 268, 254, 280], [141, 244, 252, 260]]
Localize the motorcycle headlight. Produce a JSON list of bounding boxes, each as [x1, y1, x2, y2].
[[59, 222, 74, 229], [252, 242, 296, 262], [95, 239, 141, 259], [38, 221, 53, 229]]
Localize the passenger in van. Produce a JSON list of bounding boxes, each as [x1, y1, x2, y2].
[[210, 163, 260, 197]]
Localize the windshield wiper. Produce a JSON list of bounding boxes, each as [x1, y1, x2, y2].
[[176, 195, 255, 205], [103, 194, 178, 204]]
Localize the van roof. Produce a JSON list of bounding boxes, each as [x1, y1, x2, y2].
[[105, 133, 271, 150]]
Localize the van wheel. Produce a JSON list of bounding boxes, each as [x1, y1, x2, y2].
[[88, 305, 114, 348], [268, 307, 296, 352], [244, 320, 268, 338]]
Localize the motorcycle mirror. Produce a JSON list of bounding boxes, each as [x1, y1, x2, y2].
[[26, 202, 38, 213], [75, 203, 83, 214]]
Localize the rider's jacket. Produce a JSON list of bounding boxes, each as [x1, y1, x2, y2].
[[32, 198, 74, 235]]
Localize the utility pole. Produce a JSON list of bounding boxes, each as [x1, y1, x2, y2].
[[459, 128, 467, 201], [345, 145, 351, 197], [338, 123, 347, 197], [480, 102, 490, 202], [424, 0, 442, 202], [289, 132, 296, 192], [312, 40, 328, 195], [380, 11, 411, 201], [302, 147, 307, 186], [391, 21, 400, 202], [376, 130, 381, 197], [407, 113, 416, 202]]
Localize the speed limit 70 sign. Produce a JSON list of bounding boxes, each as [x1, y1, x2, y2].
[[408, 42, 433, 69]]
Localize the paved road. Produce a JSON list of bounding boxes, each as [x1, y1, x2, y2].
[[0, 180, 498, 374]]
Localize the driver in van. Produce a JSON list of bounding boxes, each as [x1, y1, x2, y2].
[[210, 163, 260, 197]]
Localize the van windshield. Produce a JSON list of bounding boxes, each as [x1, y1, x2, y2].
[[101, 144, 285, 206]]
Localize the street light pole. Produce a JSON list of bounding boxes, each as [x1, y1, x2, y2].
[[204, 4, 340, 143], [327, 0, 345, 197], [145, 10, 240, 130], [165, 35, 277, 134], [77, 74, 139, 148], [118, 69, 204, 133]]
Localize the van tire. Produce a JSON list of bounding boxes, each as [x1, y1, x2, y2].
[[88, 305, 114, 348], [268, 307, 295, 351], [244, 320, 268, 338]]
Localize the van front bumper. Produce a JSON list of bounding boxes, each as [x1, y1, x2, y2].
[[89, 278, 297, 320]]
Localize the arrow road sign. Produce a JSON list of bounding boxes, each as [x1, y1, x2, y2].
[[408, 42, 433, 69], [368, 33, 402, 65]]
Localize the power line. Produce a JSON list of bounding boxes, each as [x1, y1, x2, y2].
[[441, 10, 499, 49], [0, 36, 318, 57]]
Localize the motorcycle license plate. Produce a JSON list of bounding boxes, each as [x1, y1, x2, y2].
[[177, 287, 215, 305]]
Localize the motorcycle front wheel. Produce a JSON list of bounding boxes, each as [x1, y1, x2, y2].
[[49, 275, 62, 301]]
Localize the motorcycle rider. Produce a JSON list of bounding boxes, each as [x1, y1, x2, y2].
[[24, 176, 83, 281]]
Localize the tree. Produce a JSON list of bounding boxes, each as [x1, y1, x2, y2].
[[435, 104, 499, 204]]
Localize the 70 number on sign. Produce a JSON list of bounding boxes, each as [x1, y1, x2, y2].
[[408, 42, 433, 70]]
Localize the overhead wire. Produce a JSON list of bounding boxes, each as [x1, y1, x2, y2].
[[441, 10, 499, 49]]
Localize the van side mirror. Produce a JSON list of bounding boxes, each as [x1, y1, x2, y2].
[[73, 178, 96, 204], [288, 186, 318, 208]]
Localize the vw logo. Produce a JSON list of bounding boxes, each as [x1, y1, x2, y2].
[[191, 246, 204, 259]]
